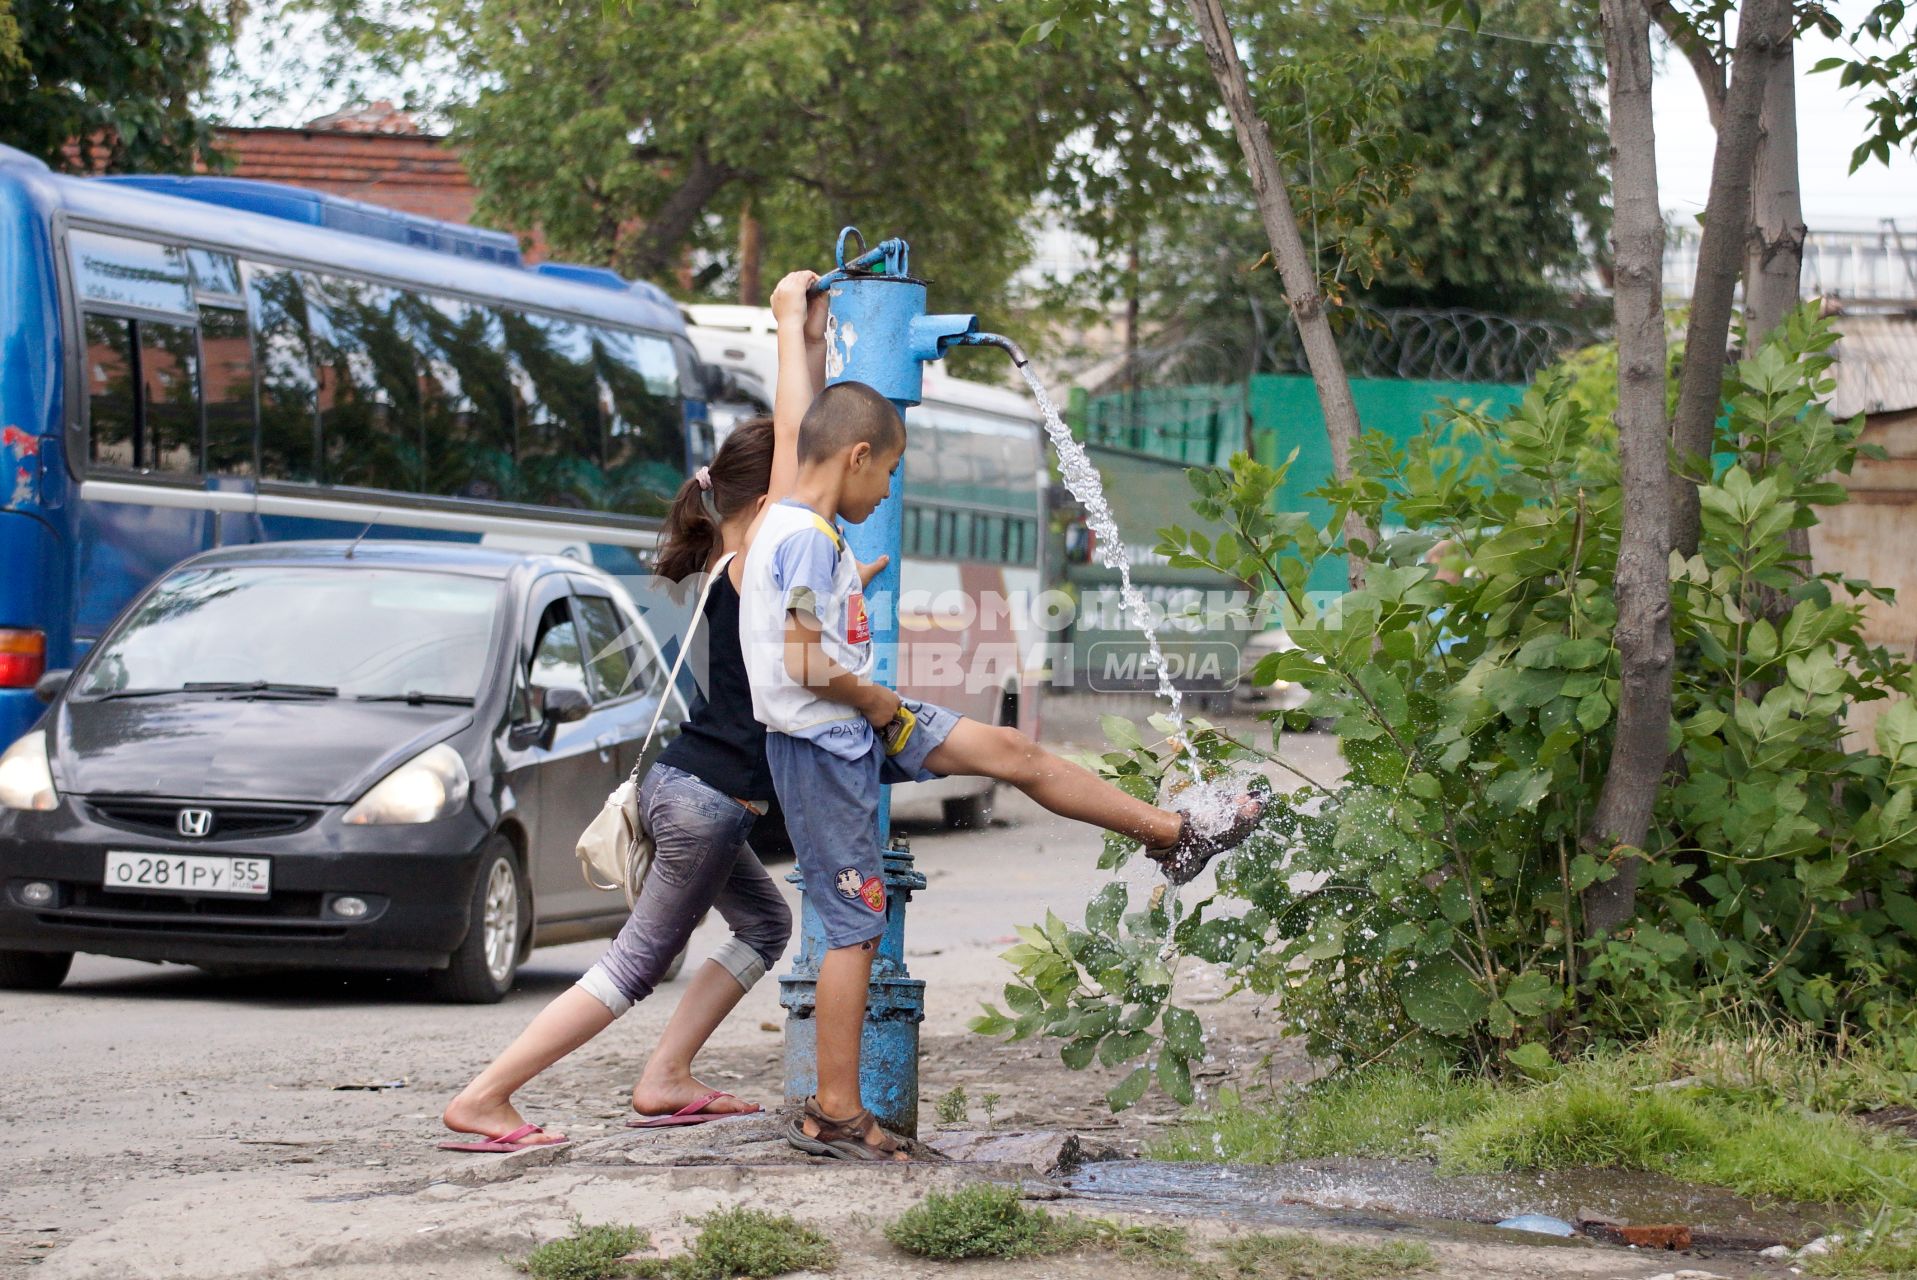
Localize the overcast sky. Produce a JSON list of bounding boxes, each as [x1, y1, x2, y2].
[[1652, 0, 1915, 229]]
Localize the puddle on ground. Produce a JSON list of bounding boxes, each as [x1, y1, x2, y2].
[[1065, 1158, 1843, 1251]]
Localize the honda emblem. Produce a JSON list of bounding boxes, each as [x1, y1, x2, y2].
[[177, 808, 214, 838]]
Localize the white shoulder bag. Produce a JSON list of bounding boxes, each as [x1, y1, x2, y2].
[[575, 553, 736, 906]]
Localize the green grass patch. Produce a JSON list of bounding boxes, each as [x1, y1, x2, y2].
[[521, 1211, 834, 1280], [667, 1208, 836, 1280], [884, 1182, 1055, 1260], [1153, 1069, 1497, 1164], [1438, 1059, 1917, 1209], [1215, 1232, 1434, 1279], [520, 1220, 650, 1280]]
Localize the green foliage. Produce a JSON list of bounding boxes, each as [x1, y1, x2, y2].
[[1213, 1232, 1434, 1279], [1029, 0, 1608, 376], [0, 0, 228, 173], [980, 306, 1917, 1100], [1153, 1071, 1498, 1164], [1811, 0, 1917, 174], [934, 1085, 969, 1126], [521, 1220, 650, 1280], [667, 1208, 835, 1280], [882, 1184, 1055, 1261]]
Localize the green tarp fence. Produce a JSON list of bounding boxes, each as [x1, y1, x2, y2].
[[1071, 374, 1526, 594]]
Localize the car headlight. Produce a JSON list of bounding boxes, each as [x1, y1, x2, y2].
[[343, 743, 469, 825], [0, 731, 56, 811]]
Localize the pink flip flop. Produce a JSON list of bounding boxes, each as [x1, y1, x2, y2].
[[437, 1122, 568, 1153], [626, 1090, 762, 1128]]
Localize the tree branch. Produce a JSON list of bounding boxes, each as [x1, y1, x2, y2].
[[1644, 0, 1727, 129], [1185, 0, 1370, 589], [1667, 0, 1791, 559]]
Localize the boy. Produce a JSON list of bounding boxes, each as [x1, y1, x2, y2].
[[740, 381, 1264, 1161]]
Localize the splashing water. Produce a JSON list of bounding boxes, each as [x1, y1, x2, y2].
[[1013, 365, 1266, 955], [1016, 364, 1202, 784]]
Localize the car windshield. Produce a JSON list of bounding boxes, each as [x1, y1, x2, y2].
[[76, 566, 503, 701]]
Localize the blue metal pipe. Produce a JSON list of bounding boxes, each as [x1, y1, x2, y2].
[[778, 227, 988, 1138]]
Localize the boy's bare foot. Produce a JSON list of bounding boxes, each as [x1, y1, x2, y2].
[[441, 1090, 565, 1145], [1146, 788, 1267, 885], [630, 1073, 760, 1118]]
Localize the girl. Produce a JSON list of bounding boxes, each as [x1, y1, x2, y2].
[[439, 271, 834, 1149]]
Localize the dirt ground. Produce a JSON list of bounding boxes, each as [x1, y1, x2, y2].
[[1, 700, 1758, 1279]]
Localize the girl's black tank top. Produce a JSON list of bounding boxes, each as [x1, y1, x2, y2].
[[657, 571, 774, 802]]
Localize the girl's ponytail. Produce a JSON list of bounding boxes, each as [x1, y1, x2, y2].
[[653, 416, 776, 582]]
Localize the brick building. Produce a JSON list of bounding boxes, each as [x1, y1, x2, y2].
[[212, 102, 489, 233]]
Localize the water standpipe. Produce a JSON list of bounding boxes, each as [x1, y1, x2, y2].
[[777, 227, 1026, 1137]]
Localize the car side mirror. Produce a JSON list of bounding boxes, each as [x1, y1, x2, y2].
[[542, 685, 591, 725], [34, 670, 70, 704]]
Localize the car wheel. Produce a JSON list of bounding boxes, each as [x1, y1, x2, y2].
[[429, 838, 523, 1004], [943, 789, 995, 830], [0, 949, 73, 991]]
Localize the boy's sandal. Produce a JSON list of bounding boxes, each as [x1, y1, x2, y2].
[[785, 1096, 910, 1162], [1148, 786, 1269, 886]]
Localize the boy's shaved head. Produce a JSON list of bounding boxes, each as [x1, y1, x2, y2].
[[799, 381, 905, 464]]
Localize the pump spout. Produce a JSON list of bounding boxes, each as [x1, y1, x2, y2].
[[949, 330, 1029, 368]]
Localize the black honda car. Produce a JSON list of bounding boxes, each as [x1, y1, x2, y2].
[[0, 541, 685, 1002]]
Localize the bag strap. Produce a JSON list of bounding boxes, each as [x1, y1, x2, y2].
[[629, 551, 736, 778]]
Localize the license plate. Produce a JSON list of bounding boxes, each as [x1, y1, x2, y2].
[[103, 851, 271, 898]]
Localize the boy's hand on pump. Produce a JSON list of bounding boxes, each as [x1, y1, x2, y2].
[[855, 554, 889, 588], [770, 270, 820, 331], [803, 287, 829, 346]]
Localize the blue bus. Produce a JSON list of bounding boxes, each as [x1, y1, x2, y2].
[[0, 144, 714, 748]]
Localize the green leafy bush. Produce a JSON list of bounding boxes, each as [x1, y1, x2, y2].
[[976, 307, 1917, 1096], [668, 1208, 835, 1280]]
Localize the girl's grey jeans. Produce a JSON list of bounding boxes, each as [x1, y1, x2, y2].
[[576, 763, 792, 1016]]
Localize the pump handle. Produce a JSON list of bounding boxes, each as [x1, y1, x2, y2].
[[810, 226, 911, 293]]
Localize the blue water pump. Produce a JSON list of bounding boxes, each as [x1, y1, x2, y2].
[[777, 228, 1026, 1137]]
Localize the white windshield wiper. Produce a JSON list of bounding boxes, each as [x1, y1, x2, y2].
[[355, 691, 476, 706], [182, 681, 340, 698]]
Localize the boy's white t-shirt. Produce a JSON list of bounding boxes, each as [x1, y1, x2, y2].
[[740, 499, 875, 744]]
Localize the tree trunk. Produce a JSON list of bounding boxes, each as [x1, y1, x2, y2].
[[1185, 0, 1369, 587], [1583, 0, 1676, 938], [1745, 42, 1806, 347], [737, 195, 763, 307], [1668, 0, 1792, 558], [1746, 40, 1812, 615], [621, 147, 737, 283]]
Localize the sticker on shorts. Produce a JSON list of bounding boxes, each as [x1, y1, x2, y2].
[[859, 876, 886, 913], [834, 867, 863, 900]]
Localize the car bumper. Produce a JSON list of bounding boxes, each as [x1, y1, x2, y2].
[[0, 797, 493, 970]]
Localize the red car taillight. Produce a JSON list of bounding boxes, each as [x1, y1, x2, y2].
[[0, 630, 46, 688]]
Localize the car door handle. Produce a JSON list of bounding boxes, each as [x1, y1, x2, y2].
[[595, 732, 618, 760]]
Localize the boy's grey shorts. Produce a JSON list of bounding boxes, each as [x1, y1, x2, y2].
[[766, 698, 960, 949]]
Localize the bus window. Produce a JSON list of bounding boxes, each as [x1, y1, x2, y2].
[[201, 306, 255, 476], [404, 294, 515, 502], [82, 311, 201, 476], [70, 230, 193, 317], [185, 249, 243, 303], [138, 320, 201, 476], [597, 328, 683, 517], [249, 265, 320, 483], [306, 274, 420, 492], [83, 314, 137, 469], [499, 310, 596, 509]]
